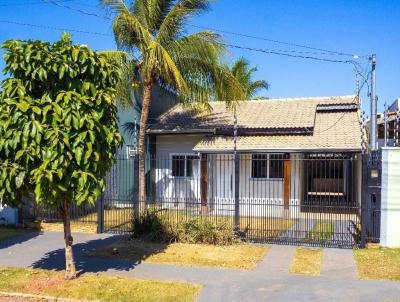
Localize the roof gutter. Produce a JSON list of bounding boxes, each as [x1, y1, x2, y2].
[[147, 129, 215, 135], [193, 147, 363, 154]]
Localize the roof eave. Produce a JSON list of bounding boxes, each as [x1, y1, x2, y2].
[[147, 129, 215, 135], [193, 147, 363, 154]]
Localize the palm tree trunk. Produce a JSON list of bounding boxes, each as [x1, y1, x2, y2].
[[138, 79, 154, 213], [61, 197, 76, 280]]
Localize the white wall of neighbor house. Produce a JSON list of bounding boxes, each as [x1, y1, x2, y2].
[[0, 204, 18, 225], [380, 147, 400, 248]]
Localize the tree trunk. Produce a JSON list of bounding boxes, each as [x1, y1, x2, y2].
[[138, 79, 154, 213], [61, 198, 77, 280]]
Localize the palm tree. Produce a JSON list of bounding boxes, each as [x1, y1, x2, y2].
[[102, 0, 245, 209], [231, 57, 269, 99]]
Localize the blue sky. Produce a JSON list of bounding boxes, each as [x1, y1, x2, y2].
[[0, 0, 399, 113]]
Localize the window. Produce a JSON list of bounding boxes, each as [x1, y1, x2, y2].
[[269, 154, 284, 178], [251, 154, 284, 179], [171, 154, 199, 177], [126, 145, 137, 158]]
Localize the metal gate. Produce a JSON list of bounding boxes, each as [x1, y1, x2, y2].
[[361, 151, 382, 246]]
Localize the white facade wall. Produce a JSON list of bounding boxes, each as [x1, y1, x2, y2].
[[155, 135, 204, 206], [154, 134, 303, 218], [208, 154, 302, 218], [380, 148, 400, 247]]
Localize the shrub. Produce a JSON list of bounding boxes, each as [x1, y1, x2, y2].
[[133, 209, 238, 245]]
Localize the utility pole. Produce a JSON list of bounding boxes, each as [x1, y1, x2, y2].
[[370, 54, 377, 151]]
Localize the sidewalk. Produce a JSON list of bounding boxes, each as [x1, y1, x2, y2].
[[1, 232, 399, 302]]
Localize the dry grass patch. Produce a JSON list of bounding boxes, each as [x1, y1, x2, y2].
[[289, 247, 323, 276], [0, 267, 201, 302], [0, 226, 33, 242], [38, 221, 97, 233], [34, 208, 134, 234], [89, 239, 268, 270], [354, 248, 400, 281], [304, 221, 334, 243]]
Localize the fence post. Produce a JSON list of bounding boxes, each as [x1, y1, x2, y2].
[[96, 194, 104, 233], [234, 154, 240, 231], [360, 153, 369, 248], [200, 154, 209, 213], [133, 155, 140, 222]]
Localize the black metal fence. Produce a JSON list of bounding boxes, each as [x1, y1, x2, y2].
[[99, 153, 363, 248], [34, 202, 97, 225], [32, 151, 383, 248]]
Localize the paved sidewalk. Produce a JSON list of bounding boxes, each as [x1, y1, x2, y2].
[[1, 232, 400, 302]]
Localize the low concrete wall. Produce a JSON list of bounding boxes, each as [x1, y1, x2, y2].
[[0, 205, 18, 225], [380, 148, 400, 247]]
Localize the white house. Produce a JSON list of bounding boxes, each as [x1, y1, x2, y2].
[[146, 95, 364, 219]]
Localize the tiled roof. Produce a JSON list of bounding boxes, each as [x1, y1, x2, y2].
[[193, 111, 363, 152], [149, 95, 358, 132], [149, 95, 364, 151]]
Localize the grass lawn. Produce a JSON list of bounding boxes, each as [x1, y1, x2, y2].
[[0, 226, 33, 242], [150, 209, 297, 240], [36, 207, 296, 239], [35, 208, 134, 234], [304, 221, 334, 243], [289, 247, 323, 276], [354, 248, 400, 281], [0, 267, 201, 302], [89, 239, 268, 270]]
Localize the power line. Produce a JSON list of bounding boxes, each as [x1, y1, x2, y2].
[[0, 0, 73, 7], [0, 20, 112, 37], [189, 24, 367, 59], [41, 0, 111, 19], [40, 0, 367, 62], [220, 42, 354, 64], [0, 18, 360, 65]]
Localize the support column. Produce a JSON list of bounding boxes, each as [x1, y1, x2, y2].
[[200, 154, 208, 213], [283, 154, 291, 219], [380, 148, 400, 247]]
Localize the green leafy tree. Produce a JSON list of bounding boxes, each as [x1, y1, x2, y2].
[[0, 34, 122, 279], [231, 57, 269, 99], [102, 0, 245, 207]]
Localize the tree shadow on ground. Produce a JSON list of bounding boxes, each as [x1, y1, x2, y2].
[[0, 229, 42, 250], [30, 235, 169, 275]]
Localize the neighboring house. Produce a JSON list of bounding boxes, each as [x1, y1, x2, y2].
[[377, 98, 399, 147], [146, 95, 364, 218], [103, 85, 178, 208]]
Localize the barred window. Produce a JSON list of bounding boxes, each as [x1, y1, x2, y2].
[[171, 154, 200, 177], [251, 154, 284, 179]]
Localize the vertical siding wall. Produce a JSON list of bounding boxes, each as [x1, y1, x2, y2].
[[155, 135, 204, 205], [209, 154, 302, 218], [154, 135, 302, 218]]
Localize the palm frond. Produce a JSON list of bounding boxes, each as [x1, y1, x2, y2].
[[156, 0, 211, 44], [230, 57, 268, 99]]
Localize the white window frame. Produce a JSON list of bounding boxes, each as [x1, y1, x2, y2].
[[250, 153, 284, 180], [126, 145, 137, 159], [169, 153, 200, 179]]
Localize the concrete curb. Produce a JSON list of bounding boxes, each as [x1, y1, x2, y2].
[[0, 291, 96, 302]]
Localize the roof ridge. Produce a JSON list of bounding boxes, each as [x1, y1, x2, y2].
[[215, 95, 358, 103]]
